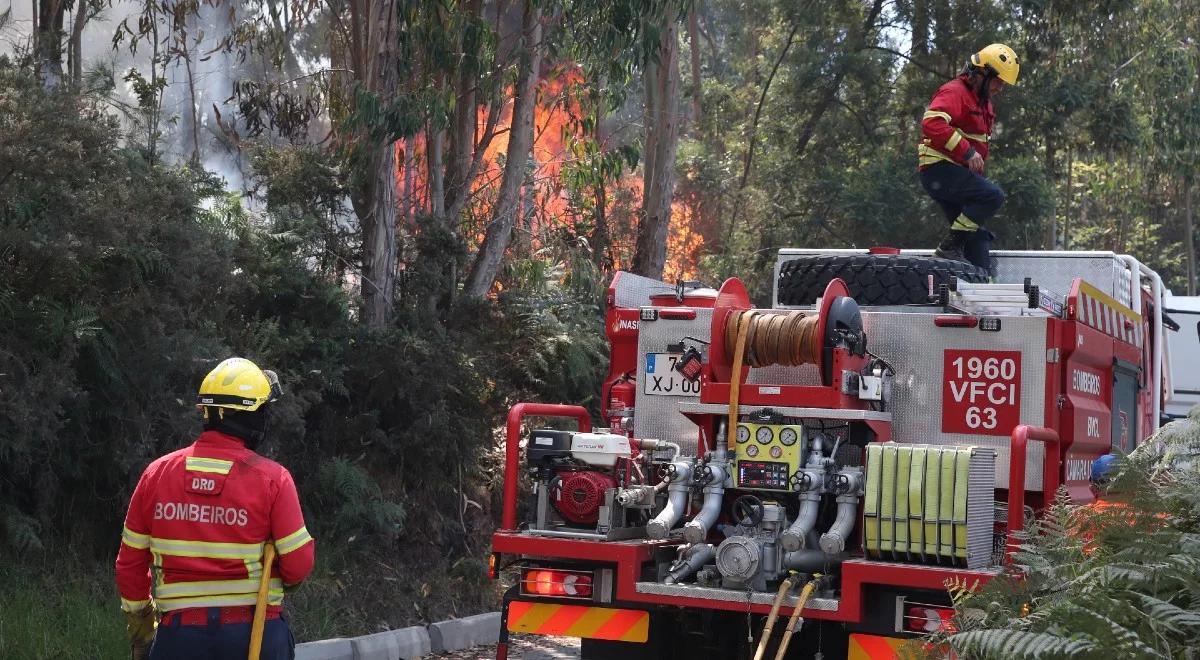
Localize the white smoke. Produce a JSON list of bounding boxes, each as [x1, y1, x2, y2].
[[2, 0, 247, 192]]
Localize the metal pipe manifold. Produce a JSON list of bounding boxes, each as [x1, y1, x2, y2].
[[682, 461, 728, 543], [663, 543, 716, 585], [646, 460, 694, 540]]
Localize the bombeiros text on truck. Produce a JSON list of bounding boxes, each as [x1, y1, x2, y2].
[[486, 248, 1172, 660]]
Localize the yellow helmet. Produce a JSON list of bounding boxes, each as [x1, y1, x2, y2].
[[197, 358, 281, 412], [970, 43, 1020, 85]]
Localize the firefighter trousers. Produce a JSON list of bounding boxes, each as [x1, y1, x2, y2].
[[149, 609, 295, 660], [920, 161, 1005, 271], [919, 161, 1005, 227]]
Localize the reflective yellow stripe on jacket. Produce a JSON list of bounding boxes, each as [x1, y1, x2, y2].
[[153, 577, 285, 611], [147, 536, 284, 611], [920, 110, 989, 166], [185, 457, 234, 474], [122, 526, 151, 550], [918, 143, 957, 166], [276, 526, 313, 555], [150, 537, 264, 559]]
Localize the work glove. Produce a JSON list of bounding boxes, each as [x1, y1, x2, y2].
[[125, 605, 155, 660]]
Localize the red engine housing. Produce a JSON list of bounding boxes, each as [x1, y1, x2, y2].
[[553, 470, 616, 525]]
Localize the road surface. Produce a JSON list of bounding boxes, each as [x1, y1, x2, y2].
[[435, 633, 580, 659]]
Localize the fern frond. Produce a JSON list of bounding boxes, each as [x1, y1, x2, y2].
[[950, 629, 1096, 659], [1132, 593, 1200, 635]]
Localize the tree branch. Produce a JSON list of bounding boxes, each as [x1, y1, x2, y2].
[[864, 45, 943, 78]]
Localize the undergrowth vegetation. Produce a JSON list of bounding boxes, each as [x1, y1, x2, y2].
[[0, 59, 607, 639], [936, 415, 1200, 659]]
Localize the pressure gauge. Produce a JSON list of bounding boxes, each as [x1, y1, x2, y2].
[[779, 428, 799, 446], [745, 444, 759, 457], [756, 427, 773, 445], [736, 425, 751, 444], [769, 446, 783, 459]]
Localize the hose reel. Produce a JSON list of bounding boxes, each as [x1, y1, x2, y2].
[[710, 278, 865, 386]]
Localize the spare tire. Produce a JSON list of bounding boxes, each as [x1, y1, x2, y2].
[[777, 254, 988, 306]]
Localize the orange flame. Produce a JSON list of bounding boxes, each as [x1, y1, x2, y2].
[[394, 63, 706, 283]]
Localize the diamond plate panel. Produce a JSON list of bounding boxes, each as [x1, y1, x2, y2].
[[993, 253, 1133, 308], [863, 312, 1048, 491], [633, 310, 713, 456]]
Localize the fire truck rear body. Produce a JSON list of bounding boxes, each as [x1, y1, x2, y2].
[[490, 249, 1168, 659]]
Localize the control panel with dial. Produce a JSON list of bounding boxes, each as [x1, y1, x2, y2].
[[732, 423, 805, 491]]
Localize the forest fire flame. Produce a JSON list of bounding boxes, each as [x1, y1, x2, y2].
[[394, 64, 701, 283]]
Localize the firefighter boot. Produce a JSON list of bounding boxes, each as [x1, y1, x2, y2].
[[934, 230, 970, 263]]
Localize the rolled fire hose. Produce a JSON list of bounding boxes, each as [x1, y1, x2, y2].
[[248, 542, 277, 660], [752, 574, 796, 660], [775, 577, 820, 660]]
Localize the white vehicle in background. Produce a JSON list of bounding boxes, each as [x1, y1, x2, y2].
[[1164, 293, 1200, 420]]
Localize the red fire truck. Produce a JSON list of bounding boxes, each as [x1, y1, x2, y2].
[[488, 249, 1169, 659]]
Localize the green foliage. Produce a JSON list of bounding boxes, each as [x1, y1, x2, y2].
[[686, 0, 1200, 289], [2, 504, 43, 555], [935, 431, 1200, 659], [0, 551, 128, 659], [311, 457, 406, 549]]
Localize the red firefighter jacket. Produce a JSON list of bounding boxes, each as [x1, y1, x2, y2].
[[115, 430, 315, 613], [918, 74, 995, 169]]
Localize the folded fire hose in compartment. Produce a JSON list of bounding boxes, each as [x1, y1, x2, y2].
[[863, 443, 996, 568]]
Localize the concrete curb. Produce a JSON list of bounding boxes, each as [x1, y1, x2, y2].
[[295, 637, 354, 660], [294, 612, 500, 659], [428, 612, 502, 654]]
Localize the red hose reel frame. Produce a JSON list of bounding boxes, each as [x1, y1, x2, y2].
[[707, 277, 852, 384]]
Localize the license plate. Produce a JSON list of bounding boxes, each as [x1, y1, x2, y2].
[[644, 354, 701, 397]]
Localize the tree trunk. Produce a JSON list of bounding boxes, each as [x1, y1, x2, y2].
[[184, 47, 201, 165], [36, 0, 66, 89], [68, 0, 86, 87], [687, 5, 702, 129], [401, 139, 415, 225], [591, 182, 610, 273], [632, 8, 681, 280], [445, 0, 482, 220], [1062, 147, 1073, 250], [463, 0, 542, 299], [355, 0, 400, 328], [910, 0, 929, 59], [1043, 134, 1058, 249], [1187, 177, 1196, 296], [359, 143, 398, 327]]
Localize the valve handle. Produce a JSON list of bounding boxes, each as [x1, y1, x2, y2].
[[731, 494, 765, 527]]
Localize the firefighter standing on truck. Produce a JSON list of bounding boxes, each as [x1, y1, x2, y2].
[[919, 43, 1020, 270], [115, 357, 315, 660]]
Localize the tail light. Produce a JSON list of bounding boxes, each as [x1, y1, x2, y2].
[[488, 553, 498, 580], [520, 568, 594, 600], [934, 315, 979, 328], [903, 605, 957, 633]]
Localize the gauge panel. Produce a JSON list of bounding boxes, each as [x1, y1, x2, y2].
[[734, 424, 805, 492]]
